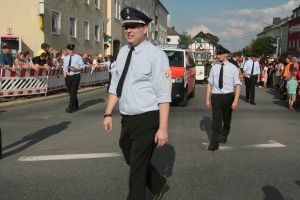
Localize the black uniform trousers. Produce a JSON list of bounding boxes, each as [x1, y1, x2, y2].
[[119, 110, 165, 200], [211, 93, 234, 147], [65, 74, 80, 110], [245, 75, 257, 103]]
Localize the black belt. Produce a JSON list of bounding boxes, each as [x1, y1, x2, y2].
[[212, 92, 234, 95]]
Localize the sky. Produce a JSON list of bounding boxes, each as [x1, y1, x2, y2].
[[159, 0, 300, 51]]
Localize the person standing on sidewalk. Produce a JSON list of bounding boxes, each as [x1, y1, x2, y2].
[[63, 44, 85, 113], [243, 54, 260, 105], [206, 45, 241, 151], [0, 45, 15, 72], [103, 7, 171, 200]]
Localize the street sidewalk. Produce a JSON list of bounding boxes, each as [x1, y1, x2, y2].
[[0, 85, 106, 109]]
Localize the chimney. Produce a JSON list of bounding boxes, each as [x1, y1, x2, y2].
[[172, 26, 175, 31], [273, 17, 281, 25]]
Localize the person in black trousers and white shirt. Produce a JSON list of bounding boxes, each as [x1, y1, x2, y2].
[[63, 44, 85, 113], [243, 54, 261, 105], [206, 45, 241, 151]]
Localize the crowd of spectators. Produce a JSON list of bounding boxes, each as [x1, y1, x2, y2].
[[234, 54, 300, 110], [0, 43, 115, 102], [0, 43, 114, 72]]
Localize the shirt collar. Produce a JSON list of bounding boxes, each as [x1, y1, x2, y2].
[[126, 39, 148, 54]]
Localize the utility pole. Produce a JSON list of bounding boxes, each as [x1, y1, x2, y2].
[[276, 38, 280, 59]]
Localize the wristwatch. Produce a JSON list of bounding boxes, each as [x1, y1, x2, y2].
[[103, 114, 113, 118]]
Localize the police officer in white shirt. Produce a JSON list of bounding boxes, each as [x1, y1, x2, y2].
[[103, 7, 171, 200], [206, 45, 241, 151], [63, 44, 85, 113], [243, 54, 260, 105]]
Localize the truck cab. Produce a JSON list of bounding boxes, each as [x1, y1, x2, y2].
[[157, 44, 196, 107]]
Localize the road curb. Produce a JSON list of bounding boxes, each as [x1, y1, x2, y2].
[[0, 86, 106, 109]]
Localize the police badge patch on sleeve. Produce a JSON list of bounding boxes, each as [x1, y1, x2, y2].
[[163, 69, 170, 81]]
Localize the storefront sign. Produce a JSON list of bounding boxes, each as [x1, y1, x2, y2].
[[289, 25, 300, 33]]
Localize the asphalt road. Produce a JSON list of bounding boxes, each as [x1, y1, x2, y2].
[[1, 84, 300, 200]]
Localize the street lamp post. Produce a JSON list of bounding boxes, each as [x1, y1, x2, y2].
[[263, 22, 282, 57]]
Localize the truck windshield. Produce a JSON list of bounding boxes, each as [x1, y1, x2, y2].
[[164, 50, 184, 67]]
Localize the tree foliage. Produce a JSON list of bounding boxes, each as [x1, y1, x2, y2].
[[251, 36, 276, 56], [240, 36, 276, 57], [178, 31, 191, 44], [205, 33, 220, 44]]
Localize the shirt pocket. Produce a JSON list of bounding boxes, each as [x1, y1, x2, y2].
[[223, 73, 233, 85], [132, 66, 151, 82]]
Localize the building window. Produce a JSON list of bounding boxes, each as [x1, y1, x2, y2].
[[289, 41, 291, 48], [125, 0, 130, 6], [95, 25, 99, 42], [70, 17, 76, 38], [51, 11, 60, 35], [83, 21, 89, 40], [95, 0, 100, 9], [114, 0, 120, 20], [84, 0, 89, 4], [297, 39, 299, 47], [293, 40, 295, 48]]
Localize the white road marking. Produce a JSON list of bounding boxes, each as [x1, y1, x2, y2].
[[202, 143, 233, 150], [245, 140, 287, 148], [18, 153, 122, 162], [203, 140, 286, 150]]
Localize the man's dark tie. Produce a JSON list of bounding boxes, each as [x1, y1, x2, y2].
[[116, 47, 134, 98], [219, 63, 224, 89], [251, 61, 254, 75], [68, 56, 72, 73]]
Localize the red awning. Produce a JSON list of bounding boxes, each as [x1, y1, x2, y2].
[[1, 36, 20, 41]]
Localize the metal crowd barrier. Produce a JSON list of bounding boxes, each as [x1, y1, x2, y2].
[[0, 67, 109, 97]]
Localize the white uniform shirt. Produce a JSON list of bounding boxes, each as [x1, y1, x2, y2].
[[109, 40, 172, 115], [208, 61, 242, 94]]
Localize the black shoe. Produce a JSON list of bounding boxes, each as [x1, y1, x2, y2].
[[74, 106, 79, 111], [219, 135, 227, 143], [65, 108, 73, 113], [207, 145, 219, 151], [152, 179, 169, 200], [250, 102, 256, 105], [245, 99, 249, 103]]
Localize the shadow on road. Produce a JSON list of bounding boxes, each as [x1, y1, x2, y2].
[[151, 144, 176, 178], [79, 98, 105, 110], [295, 180, 300, 187], [239, 94, 247, 101], [2, 121, 71, 158], [262, 185, 284, 200], [147, 144, 175, 200], [199, 116, 212, 141], [0, 110, 7, 115]]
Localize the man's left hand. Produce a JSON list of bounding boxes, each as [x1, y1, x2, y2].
[[231, 101, 238, 109], [154, 128, 168, 148]]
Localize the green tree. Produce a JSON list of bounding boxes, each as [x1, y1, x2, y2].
[[205, 33, 220, 44], [178, 31, 191, 44], [251, 36, 276, 56]]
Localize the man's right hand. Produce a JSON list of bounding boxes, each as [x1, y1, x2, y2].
[[103, 117, 113, 134]]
